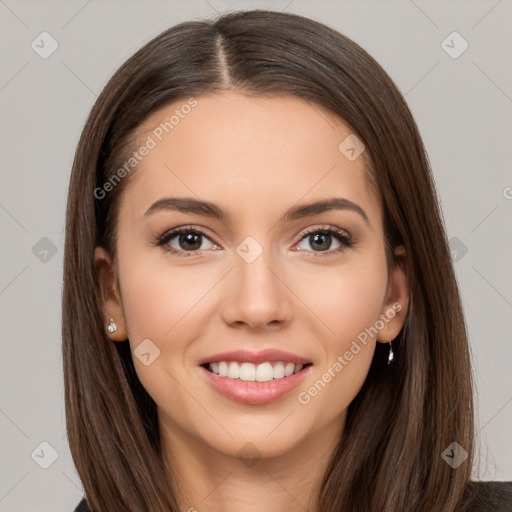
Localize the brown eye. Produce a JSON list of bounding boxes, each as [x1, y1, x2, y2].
[[157, 226, 217, 256], [176, 232, 203, 251], [295, 226, 353, 256], [307, 232, 334, 251]]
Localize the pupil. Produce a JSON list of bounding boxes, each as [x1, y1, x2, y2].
[[180, 233, 201, 250], [311, 233, 330, 251]]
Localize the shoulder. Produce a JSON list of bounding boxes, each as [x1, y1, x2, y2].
[[461, 480, 512, 511], [73, 498, 90, 512]]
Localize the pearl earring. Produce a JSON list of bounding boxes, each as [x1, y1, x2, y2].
[[106, 318, 117, 334]]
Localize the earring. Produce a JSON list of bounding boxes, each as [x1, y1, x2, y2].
[[106, 318, 117, 334], [387, 326, 394, 365]]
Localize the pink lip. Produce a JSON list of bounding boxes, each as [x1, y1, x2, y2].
[[198, 348, 311, 366], [200, 364, 312, 405]]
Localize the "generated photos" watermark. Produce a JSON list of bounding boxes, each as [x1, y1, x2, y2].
[[297, 302, 402, 405]]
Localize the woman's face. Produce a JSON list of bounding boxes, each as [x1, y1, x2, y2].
[[95, 92, 408, 463]]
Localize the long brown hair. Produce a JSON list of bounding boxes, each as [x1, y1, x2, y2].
[[63, 9, 475, 511]]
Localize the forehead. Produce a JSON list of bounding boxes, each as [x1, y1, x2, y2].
[[120, 92, 380, 226]]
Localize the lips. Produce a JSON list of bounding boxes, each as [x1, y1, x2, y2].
[[198, 348, 313, 404]]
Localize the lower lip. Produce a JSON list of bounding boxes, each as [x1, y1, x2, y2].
[[200, 365, 312, 405]]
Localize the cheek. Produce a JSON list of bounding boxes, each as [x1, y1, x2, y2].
[[297, 254, 388, 347], [117, 259, 203, 410], [115, 242, 228, 391], [293, 255, 387, 415], [119, 254, 214, 342]]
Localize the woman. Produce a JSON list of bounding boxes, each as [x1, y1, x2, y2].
[[63, 9, 511, 512]]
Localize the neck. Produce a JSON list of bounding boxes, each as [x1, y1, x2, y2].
[[159, 412, 345, 512]]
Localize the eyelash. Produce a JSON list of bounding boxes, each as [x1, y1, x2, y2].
[[155, 225, 354, 258]]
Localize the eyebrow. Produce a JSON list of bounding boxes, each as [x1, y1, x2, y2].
[[143, 196, 371, 228]]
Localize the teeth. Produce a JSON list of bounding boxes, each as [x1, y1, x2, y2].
[[227, 362, 240, 379], [218, 362, 228, 377], [273, 361, 285, 379], [240, 362, 256, 381], [255, 362, 273, 382], [284, 362, 295, 377], [207, 361, 306, 381]]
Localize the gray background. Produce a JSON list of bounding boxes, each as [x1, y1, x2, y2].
[[1, 0, 511, 510]]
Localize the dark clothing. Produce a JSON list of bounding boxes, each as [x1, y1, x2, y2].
[[73, 499, 89, 512], [73, 480, 512, 511], [463, 481, 512, 511]]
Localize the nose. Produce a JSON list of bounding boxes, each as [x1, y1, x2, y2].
[[220, 246, 293, 331]]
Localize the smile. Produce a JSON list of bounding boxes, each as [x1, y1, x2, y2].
[[203, 361, 311, 382]]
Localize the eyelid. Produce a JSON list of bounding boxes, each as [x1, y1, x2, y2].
[[297, 224, 351, 240], [156, 225, 214, 244]]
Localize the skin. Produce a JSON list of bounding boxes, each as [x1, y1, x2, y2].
[[95, 91, 409, 511]]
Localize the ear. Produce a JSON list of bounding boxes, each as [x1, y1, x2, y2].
[[376, 245, 409, 343], [94, 246, 128, 341]]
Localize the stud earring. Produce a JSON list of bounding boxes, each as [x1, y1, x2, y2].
[[106, 318, 117, 334], [387, 326, 394, 365]]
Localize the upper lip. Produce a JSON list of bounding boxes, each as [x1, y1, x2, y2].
[[199, 349, 311, 366]]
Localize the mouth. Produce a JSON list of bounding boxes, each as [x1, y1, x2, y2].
[[198, 349, 313, 404], [200, 362, 313, 404], [200, 361, 313, 382]]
